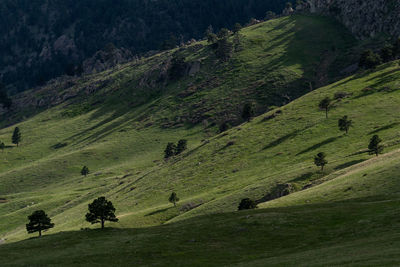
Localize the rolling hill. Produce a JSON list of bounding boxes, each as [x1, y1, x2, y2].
[[1, 13, 400, 266]]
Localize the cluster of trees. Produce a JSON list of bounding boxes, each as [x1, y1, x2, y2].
[[314, 96, 384, 171], [0, 0, 291, 91], [164, 139, 188, 159], [359, 38, 400, 69], [0, 127, 22, 150], [26, 196, 118, 237], [27, 192, 183, 237]]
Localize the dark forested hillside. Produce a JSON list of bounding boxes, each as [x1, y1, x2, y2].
[[0, 0, 291, 93]]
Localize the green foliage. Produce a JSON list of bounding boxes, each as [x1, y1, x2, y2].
[[26, 210, 54, 237], [319, 97, 331, 118], [238, 198, 257, 210], [219, 122, 231, 133], [11, 127, 21, 146], [314, 152, 328, 171], [380, 44, 394, 62], [265, 11, 276, 20], [85, 197, 118, 229], [168, 192, 180, 207], [176, 139, 188, 155], [242, 103, 255, 122], [217, 28, 230, 40], [164, 142, 177, 159], [233, 23, 242, 34], [359, 49, 382, 69], [215, 37, 233, 61], [368, 135, 383, 156], [338, 115, 352, 134], [169, 53, 187, 80], [81, 166, 90, 177], [0, 0, 292, 92]]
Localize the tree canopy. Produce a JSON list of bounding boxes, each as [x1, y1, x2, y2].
[[26, 210, 54, 237], [85, 197, 118, 229]]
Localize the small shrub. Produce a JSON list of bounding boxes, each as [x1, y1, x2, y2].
[[238, 198, 257, 210]]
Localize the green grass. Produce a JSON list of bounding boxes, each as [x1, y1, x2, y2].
[[1, 14, 400, 266], [1, 200, 400, 266]]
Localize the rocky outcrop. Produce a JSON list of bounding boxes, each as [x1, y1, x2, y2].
[[306, 0, 400, 39], [82, 45, 134, 74]]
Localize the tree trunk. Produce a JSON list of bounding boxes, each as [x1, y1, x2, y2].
[[321, 165, 324, 171], [39, 229, 42, 237], [325, 108, 328, 118], [174, 201, 176, 207], [101, 219, 104, 229]]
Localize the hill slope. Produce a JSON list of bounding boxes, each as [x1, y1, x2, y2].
[[2, 13, 400, 266], [1, 60, 400, 265], [0, 0, 292, 92]]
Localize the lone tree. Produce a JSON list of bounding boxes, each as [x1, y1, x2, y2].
[[168, 192, 180, 207], [368, 135, 383, 156], [314, 152, 328, 171], [319, 97, 331, 118], [219, 121, 230, 133], [176, 139, 187, 155], [359, 49, 382, 69], [164, 142, 176, 159], [12, 127, 21, 146], [26, 210, 54, 237], [338, 116, 353, 134], [238, 198, 257, 210], [81, 166, 89, 177], [242, 103, 255, 122], [233, 23, 242, 34], [0, 142, 4, 152], [85, 197, 118, 229]]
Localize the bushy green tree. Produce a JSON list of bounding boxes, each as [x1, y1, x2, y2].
[[338, 116, 352, 134], [217, 28, 230, 39], [169, 52, 187, 80], [265, 11, 276, 20], [233, 23, 242, 34], [215, 38, 233, 61], [380, 44, 394, 62], [168, 192, 180, 207], [238, 198, 257, 210], [85, 197, 118, 229], [12, 127, 21, 147], [219, 121, 231, 133], [314, 152, 328, 171], [242, 103, 255, 122], [164, 142, 176, 159], [176, 139, 187, 155], [319, 97, 331, 118], [26, 210, 54, 237], [368, 135, 383, 156], [359, 50, 382, 69], [81, 166, 90, 177]]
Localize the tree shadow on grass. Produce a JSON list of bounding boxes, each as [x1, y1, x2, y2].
[[296, 136, 341, 156], [262, 130, 300, 151], [145, 207, 173, 217], [368, 122, 399, 135], [334, 159, 365, 171]]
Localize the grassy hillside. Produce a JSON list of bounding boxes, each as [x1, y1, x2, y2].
[[1, 13, 400, 266]]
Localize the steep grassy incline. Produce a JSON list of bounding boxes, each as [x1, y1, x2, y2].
[[0, 22, 400, 267], [0, 14, 357, 240]]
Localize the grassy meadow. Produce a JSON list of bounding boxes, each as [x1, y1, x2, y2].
[[1, 13, 400, 266]]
